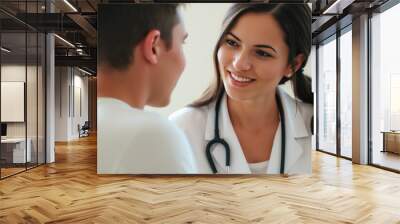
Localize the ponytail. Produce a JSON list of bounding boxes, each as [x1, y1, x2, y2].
[[292, 68, 313, 104]]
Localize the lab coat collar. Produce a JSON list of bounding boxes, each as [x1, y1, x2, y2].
[[277, 87, 309, 139], [204, 87, 310, 173], [267, 87, 310, 173]]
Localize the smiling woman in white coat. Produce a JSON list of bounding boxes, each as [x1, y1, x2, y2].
[[170, 3, 313, 174]]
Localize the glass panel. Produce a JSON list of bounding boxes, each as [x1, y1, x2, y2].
[[1, 30, 27, 177], [25, 0, 38, 169], [38, 32, 45, 165], [371, 3, 400, 171], [0, 1, 46, 178], [318, 36, 337, 154], [27, 31, 38, 169], [340, 29, 352, 158]]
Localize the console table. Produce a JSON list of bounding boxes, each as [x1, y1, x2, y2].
[[1, 138, 32, 164], [381, 131, 400, 154]]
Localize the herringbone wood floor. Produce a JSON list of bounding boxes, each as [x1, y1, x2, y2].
[[1, 135, 400, 224]]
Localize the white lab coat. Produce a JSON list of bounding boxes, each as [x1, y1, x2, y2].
[[169, 87, 313, 174]]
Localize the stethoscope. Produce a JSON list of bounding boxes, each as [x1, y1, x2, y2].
[[205, 89, 286, 174]]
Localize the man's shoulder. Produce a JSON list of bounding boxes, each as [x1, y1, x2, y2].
[[139, 110, 180, 134], [98, 98, 178, 135], [169, 106, 209, 126]]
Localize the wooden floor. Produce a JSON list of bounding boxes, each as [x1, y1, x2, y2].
[[372, 150, 400, 171], [1, 163, 44, 178], [1, 135, 400, 223], [0, 167, 26, 178]]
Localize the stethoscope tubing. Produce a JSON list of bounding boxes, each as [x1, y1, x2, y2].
[[206, 89, 286, 174]]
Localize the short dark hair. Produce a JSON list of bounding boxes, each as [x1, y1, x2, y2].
[[98, 4, 181, 70]]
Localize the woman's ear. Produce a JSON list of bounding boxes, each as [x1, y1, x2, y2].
[[292, 54, 305, 73], [284, 54, 305, 77], [142, 29, 161, 64]]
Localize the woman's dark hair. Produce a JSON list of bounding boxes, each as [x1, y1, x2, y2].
[[191, 3, 313, 107]]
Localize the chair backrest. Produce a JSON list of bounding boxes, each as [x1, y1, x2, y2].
[[82, 121, 90, 129]]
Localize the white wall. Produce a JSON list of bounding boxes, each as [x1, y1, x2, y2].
[[55, 67, 68, 141], [1, 65, 26, 81], [1, 82, 25, 122], [146, 3, 231, 117], [1, 65, 36, 137], [55, 67, 89, 141], [72, 73, 89, 138], [1, 63, 46, 164], [1, 65, 26, 140]]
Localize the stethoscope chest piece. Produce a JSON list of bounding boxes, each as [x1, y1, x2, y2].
[[205, 137, 230, 173]]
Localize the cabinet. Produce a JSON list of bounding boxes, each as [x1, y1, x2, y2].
[[382, 132, 400, 154]]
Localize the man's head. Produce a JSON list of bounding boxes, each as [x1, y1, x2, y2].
[[98, 4, 187, 107]]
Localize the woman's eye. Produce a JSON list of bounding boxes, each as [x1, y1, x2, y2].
[[225, 39, 238, 47], [256, 50, 271, 58]]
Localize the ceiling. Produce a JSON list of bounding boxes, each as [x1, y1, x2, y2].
[[0, 0, 100, 73]]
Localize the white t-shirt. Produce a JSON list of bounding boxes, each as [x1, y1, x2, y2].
[[248, 161, 269, 174], [97, 97, 198, 174]]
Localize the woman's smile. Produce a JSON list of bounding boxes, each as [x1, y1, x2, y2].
[[227, 70, 256, 88]]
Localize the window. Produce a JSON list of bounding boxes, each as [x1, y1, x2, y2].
[[0, 1, 47, 179], [318, 36, 337, 155], [370, 2, 400, 171], [339, 28, 352, 158]]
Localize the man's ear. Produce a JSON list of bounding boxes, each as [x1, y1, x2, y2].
[[284, 54, 305, 78], [142, 29, 161, 64]]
